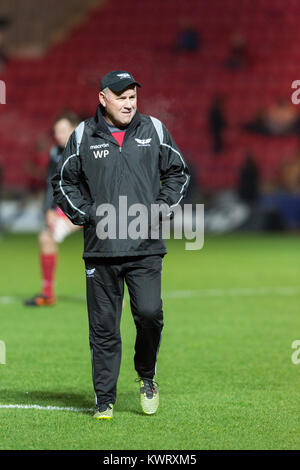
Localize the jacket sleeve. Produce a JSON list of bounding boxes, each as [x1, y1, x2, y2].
[[156, 124, 190, 210], [51, 131, 95, 226]]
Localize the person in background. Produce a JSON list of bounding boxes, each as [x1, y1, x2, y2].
[[208, 95, 227, 155], [238, 152, 260, 205], [225, 32, 249, 70], [24, 135, 50, 195], [172, 18, 201, 53], [24, 112, 81, 307], [263, 99, 300, 136], [243, 100, 300, 136], [0, 16, 11, 72]]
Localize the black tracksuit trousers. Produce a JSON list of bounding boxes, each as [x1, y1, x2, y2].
[[85, 254, 164, 406]]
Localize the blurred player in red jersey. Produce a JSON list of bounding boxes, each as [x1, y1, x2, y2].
[[25, 112, 81, 306]]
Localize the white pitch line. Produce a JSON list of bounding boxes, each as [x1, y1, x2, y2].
[[0, 403, 93, 413], [0, 296, 18, 304], [163, 286, 300, 299]]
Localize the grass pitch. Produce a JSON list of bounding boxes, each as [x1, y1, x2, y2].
[[0, 232, 299, 450]]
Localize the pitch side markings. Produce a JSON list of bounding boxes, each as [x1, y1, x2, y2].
[[0, 296, 19, 304], [0, 404, 93, 413], [0, 287, 299, 305], [1, 286, 299, 413], [1, 287, 300, 304], [163, 286, 300, 298]]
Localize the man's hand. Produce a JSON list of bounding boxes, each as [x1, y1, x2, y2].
[[45, 210, 58, 233]]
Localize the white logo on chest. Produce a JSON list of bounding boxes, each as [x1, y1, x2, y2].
[[135, 138, 152, 147]]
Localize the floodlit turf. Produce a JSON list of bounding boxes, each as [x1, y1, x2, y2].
[[0, 232, 299, 450]]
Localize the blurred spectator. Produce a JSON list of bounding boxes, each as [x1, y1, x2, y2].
[[208, 95, 227, 155], [278, 151, 300, 192], [263, 100, 300, 135], [172, 18, 201, 53], [0, 16, 11, 72], [244, 99, 300, 136], [242, 107, 266, 134], [238, 153, 260, 205], [224, 32, 249, 70], [24, 111, 81, 307], [24, 135, 51, 194]]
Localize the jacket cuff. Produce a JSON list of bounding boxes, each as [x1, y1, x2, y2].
[[155, 199, 172, 220], [84, 203, 96, 225]]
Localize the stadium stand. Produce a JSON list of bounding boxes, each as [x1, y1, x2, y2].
[[0, 0, 300, 193]]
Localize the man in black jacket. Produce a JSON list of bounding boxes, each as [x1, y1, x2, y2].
[[52, 70, 190, 419]]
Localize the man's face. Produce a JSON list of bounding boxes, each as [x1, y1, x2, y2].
[[99, 86, 137, 128], [53, 119, 75, 148]]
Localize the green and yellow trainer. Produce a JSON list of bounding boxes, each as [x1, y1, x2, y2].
[[93, 403, 114, 420], [139, 378, 159, 415]]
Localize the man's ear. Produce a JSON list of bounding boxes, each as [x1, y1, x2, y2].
[[99, 91, 106, 107]]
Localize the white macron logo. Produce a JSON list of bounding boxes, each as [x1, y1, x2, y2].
[[117, 73, 131, 79], [93, 149, 109, 159], [135, 138, 152, 147], [90, 144, 109, 149]]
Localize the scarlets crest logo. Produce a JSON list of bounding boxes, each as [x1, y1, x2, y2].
[[86, 268, 96, 278], [117, 73, 131, 80], [135, 138, 152, 147]]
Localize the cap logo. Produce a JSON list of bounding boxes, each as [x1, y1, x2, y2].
[[117, 73, 131, 79]]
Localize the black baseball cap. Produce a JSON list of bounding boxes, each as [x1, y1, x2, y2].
[[100, 70, 141, 93]]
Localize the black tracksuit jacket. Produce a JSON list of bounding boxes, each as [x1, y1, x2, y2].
[[51, 105, 190, 258]]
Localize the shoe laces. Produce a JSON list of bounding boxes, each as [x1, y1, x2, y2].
[[137, 378, 158, 399], [97, 403, 112, 412]]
